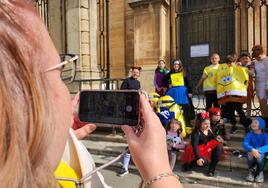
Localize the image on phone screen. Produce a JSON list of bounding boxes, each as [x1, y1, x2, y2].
[[79, 90, 140, 126]]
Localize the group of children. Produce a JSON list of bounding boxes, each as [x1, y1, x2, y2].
[[154, 59, 195, 128], [156, 103, 227, 177], [149, 50, 268, 183], [196, 53, 254, 134], [148, 92, 228, 175], [153, 53, 252, 135], [150, 92, 268, 182]]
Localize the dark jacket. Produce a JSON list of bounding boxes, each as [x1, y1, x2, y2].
[[120, 76, 141, 90], [191, 129, 215, 160]]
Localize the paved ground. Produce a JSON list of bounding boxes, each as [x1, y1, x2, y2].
[[87, 121, 268, 188], [100, 168, 222, 188]]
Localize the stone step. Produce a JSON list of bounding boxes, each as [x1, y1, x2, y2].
[[90, 153, 263, 188], [81, 140, 248, 170], [85, 132, 247, 153], [93, 123, 247, 142]]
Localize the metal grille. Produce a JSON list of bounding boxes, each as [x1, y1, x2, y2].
[[33, 0, 49, 28], [175, 0, 263, 115], [235, 0, 268, 53], [177, 0, 235, 93]]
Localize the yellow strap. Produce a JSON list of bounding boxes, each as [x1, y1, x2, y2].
[[55, 160, 80, 188]]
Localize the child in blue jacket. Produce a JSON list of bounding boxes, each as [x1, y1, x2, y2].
[[243, 117, 268, 183]]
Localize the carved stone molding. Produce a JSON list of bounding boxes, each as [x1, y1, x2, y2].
[[128, 0, 150, 8], [128, 0, 169, 9]]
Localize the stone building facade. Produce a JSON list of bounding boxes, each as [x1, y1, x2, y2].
[[35, 0, 268, 93]]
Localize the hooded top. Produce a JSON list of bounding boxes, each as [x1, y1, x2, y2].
[[256, 135, 268, 154], [254, 117, 268, 154], [255, 117, 266, 130], [243, 117, 268, 153]]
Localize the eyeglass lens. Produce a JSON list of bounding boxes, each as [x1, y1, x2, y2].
[[60, 54, 77, 84]]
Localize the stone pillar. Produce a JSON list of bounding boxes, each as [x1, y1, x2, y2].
[[239, 0, 249, 52], [47, 1, 101, 91], [109, 0, 126, 78], [48, 0, 65, 53], [48, 0, 82, 92], [64, 0, 101, 90], [235, 0, 267, 54], [65, 1, 80, 57], [80, 0, 101, 89], [125, 2, 135, 73], [128, 0, 169, 92]]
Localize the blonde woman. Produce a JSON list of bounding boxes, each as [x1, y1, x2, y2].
[[0, 1, 182, 188]]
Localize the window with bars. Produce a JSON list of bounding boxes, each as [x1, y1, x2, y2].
[[32, 0, 49, 28]]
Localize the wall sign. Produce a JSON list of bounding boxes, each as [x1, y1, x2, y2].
[[190, 43, 209, 58]]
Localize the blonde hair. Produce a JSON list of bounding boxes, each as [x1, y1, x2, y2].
[[165, 119, 183, 134], [211, 53, 220, 59], [0, 1, 57, 187]]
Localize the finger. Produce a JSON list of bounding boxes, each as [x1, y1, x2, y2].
[[139, 94, 155, 122], [73, 124, 96, 140], [71, 92, 80, 111], [84, 123, 97, 133]]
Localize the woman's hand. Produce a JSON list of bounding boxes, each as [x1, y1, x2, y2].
[[71, 92, 96, 140], [122, 95, 171, 181]]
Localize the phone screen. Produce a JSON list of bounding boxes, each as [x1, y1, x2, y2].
[[79, 90, 140, 126]]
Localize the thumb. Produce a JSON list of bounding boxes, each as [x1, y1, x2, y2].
[[73, 124, 96, 140]]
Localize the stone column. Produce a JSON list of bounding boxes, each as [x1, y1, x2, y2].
[[80, 0, 101, 89], [234, 0, 267, 54], [48, 1, 101, 91], [48, 0, 65, 53], [109, 0, 126, 78], [48, 0, 82, 92], [64, 0, 101, 90], [128, 0, 169, 92]]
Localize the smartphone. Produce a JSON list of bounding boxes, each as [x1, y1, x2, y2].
[[78, 90, 140, 126]]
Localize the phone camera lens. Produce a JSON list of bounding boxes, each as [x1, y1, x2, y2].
[[126, 105, 133, 112]]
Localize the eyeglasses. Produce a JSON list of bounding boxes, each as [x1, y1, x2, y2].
[[45, 54, 78, 84]]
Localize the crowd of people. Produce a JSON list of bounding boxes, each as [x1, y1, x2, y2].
[[115, 45, 268, 183], [138, 46, 268, 183]]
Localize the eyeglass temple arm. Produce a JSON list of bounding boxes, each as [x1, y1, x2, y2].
[[55, 148, 129, 185], [80, 148, 129, 183], [69, 55, 79, 62], [45, 55, 79, 72]]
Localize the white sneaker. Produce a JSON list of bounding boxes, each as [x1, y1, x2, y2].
[[246, 170, 254, 182], [255, 171, 264, 183], [117, 167, 129, 177]]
